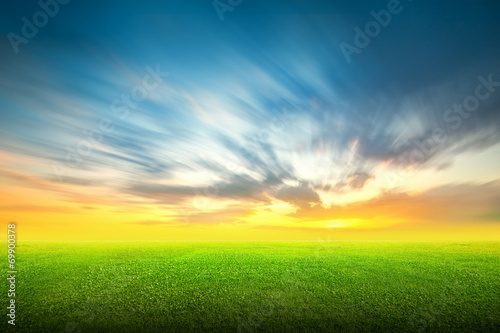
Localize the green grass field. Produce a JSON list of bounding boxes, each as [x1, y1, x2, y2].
[[3, 241, 500, 332]]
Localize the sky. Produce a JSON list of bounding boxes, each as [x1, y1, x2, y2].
[[1, 0, 500, 240]]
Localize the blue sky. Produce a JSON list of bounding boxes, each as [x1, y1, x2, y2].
[[1, 0, 500, 239]]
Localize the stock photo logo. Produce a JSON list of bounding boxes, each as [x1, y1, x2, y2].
[[7, 0, 71, 54], [339, 0, 407, 64], [1, 0, 500, 332]]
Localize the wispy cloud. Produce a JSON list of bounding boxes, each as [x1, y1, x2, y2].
[[1, 0, 499, 239]]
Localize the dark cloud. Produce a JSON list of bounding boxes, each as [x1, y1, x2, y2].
[[214, 175, 272, 203], [127, 183, 194, 205], [292, 181, 500, 225], [216, 133, 295, 182], [274, 184, 321, 208], [348, 172, 374, 190]]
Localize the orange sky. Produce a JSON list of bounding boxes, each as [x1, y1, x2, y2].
[[2, 146, 500, 240]]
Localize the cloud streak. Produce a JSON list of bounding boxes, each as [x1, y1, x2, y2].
[[0, 0, 499, 238]]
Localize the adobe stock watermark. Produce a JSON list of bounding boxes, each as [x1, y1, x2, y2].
[[213, 0, 243, 22], [339, 0, 410, 64], [51, 65, 168, 181], [384, 73, 499, 188], [443, 74, 499, 130], [6, 223, 17, 326], [7, 0, 71, 54]]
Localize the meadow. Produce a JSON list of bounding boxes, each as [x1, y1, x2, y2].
[[2, 241, 499, 332]]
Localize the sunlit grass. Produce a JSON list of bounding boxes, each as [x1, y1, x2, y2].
[[3, 241, 500, 332]]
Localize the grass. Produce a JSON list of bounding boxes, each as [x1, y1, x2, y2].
[[2, 241, 500, 332]]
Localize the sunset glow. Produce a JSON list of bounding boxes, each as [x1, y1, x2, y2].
[[1, 0, 500, 240]]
